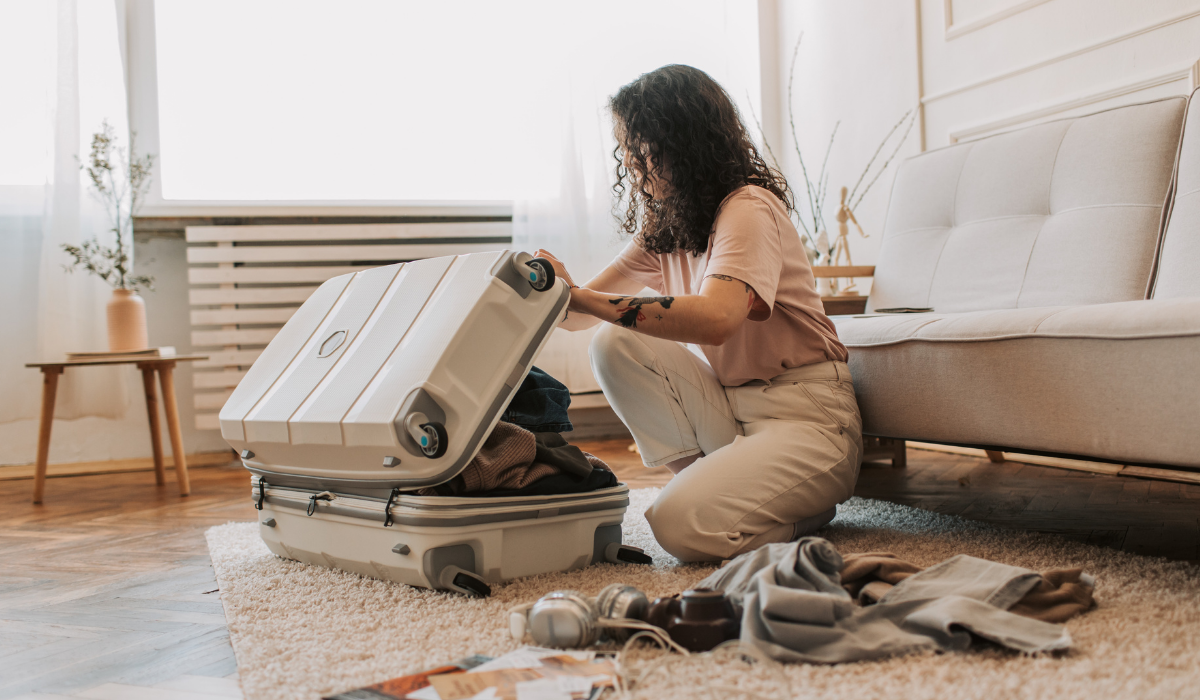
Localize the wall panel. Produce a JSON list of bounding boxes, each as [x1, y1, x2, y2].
[[919, 0, 1200, 147]]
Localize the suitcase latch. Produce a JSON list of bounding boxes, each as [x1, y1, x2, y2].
[[306, 491, 335, 516], [384, 487, 400, 527]]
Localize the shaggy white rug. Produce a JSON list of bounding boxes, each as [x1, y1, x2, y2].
[[206, 489, 1200, 700]]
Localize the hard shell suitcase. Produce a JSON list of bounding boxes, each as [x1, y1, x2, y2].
[[219, 250, 647, 596]]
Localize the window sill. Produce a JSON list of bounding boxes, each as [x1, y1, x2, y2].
[[138, 200, 514, 219]]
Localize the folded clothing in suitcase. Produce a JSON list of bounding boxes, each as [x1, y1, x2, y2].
[[220, 251, 648, 596]]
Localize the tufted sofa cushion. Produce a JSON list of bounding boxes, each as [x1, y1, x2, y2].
[[868, 97, 1186, 314]]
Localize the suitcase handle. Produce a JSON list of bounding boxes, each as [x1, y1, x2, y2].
[[306, 491, 335, 516]]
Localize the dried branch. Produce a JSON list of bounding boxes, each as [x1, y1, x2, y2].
[[768, 31, 918, 258], [786, 34, 822, 236], [747, 97, 812, 239], [64, 120, 156, 292], [815, 120, 839, 223], [847, 109, 913, 205], [851, 109, 917, 210]]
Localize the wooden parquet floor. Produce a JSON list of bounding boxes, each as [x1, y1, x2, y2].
[[1, 442, 1195, 698], [0, 461, 253, 700]]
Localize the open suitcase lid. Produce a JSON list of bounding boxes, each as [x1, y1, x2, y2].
[[219, 250, 569, 492]]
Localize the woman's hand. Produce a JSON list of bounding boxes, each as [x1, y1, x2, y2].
[[534, 253, 644, 332], [533, 249, 576, 289], [570, 274, 755, 346]]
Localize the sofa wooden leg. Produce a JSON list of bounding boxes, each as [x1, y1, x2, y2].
[[985, 450, 1005, 463], [862, 436, 907, 468]]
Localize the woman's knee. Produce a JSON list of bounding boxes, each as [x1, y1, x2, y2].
[[588, 324, 642, 383], [644, 488, 720, 562]]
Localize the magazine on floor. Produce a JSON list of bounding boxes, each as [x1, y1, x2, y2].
[[325, 647, 616, 700]]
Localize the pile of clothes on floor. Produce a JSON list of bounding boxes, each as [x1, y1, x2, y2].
[[418, 367, 617, 497], [695, 536, 1097, 662]]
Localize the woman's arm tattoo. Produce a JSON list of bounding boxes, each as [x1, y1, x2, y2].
[[706, 274, 751, 293], [608, 295, 674, 328]]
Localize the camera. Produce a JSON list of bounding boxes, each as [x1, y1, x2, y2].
[[512, 584, 741, 652]]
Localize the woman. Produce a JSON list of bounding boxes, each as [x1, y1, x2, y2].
[[536, 64, 862, 563]]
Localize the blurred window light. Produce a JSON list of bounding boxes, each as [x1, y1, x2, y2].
[[154, 0, 758, 202], [0, 1, 127, 191], [0, 3, 55, 187]]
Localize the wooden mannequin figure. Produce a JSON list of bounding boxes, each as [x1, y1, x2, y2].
[[833, 186, 869, 294]]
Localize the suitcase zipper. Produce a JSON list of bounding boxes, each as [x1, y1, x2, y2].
[[255, 482, 629, 523]]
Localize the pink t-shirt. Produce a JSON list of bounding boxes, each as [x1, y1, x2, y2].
[[612, 184, 848, 386]]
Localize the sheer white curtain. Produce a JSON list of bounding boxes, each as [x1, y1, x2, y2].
[[512, 83, 616, 283], [512, 0, 764, 283], [0, 0, 130, 426]]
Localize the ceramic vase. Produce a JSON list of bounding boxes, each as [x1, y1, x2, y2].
[[816, 269, 838, 297], [107, 288, 148, 352], [814, 230, 837, 296]]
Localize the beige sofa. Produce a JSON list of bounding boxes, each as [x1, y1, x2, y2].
[[835, 88, 1200, 470]]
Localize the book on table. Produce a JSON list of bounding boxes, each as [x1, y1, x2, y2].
[[65, 346, 177, 361]]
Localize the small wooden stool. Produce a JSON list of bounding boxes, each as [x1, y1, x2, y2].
[[25, 355, 209, 504]]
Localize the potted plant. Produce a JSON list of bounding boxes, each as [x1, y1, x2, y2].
[[62, 121, 156, 353]]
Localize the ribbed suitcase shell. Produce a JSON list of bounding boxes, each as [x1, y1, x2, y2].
[[252, 477, 630, 591], [221, 251, 635, 594]]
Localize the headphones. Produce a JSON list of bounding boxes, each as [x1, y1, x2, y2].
[[509, 584, 686, 652]]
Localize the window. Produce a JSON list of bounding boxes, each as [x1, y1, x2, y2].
[[153, 0, 759, 203]]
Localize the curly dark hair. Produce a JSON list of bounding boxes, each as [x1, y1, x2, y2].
[[609, 64, 793, 257]]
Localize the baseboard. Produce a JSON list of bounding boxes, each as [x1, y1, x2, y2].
[[0, 451, 239, 481]]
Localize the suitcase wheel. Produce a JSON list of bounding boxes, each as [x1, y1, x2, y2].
[[605, 542, 654, 566], [438, 565, 492, 598], [452, 571, 491, 598], [418, 421, 448, 459], [527, 258, 556, 292]]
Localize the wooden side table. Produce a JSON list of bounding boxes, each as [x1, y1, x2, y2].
[[813, 265, 874, 316], [821, 294, 869, 315], [25, 355, 209, 504]]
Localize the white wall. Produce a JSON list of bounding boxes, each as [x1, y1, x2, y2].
[[767, 1, 922, 275], [921, 0, 1200, 145], [766, 0, 1200, 274]]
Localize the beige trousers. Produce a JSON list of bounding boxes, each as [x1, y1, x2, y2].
[[590, 325, 863, 562]]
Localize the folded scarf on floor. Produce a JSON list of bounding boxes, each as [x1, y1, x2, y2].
[[696, 537, 1096, 664], [416, 422, 610, 496], [840, 551, 1096, 622]]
